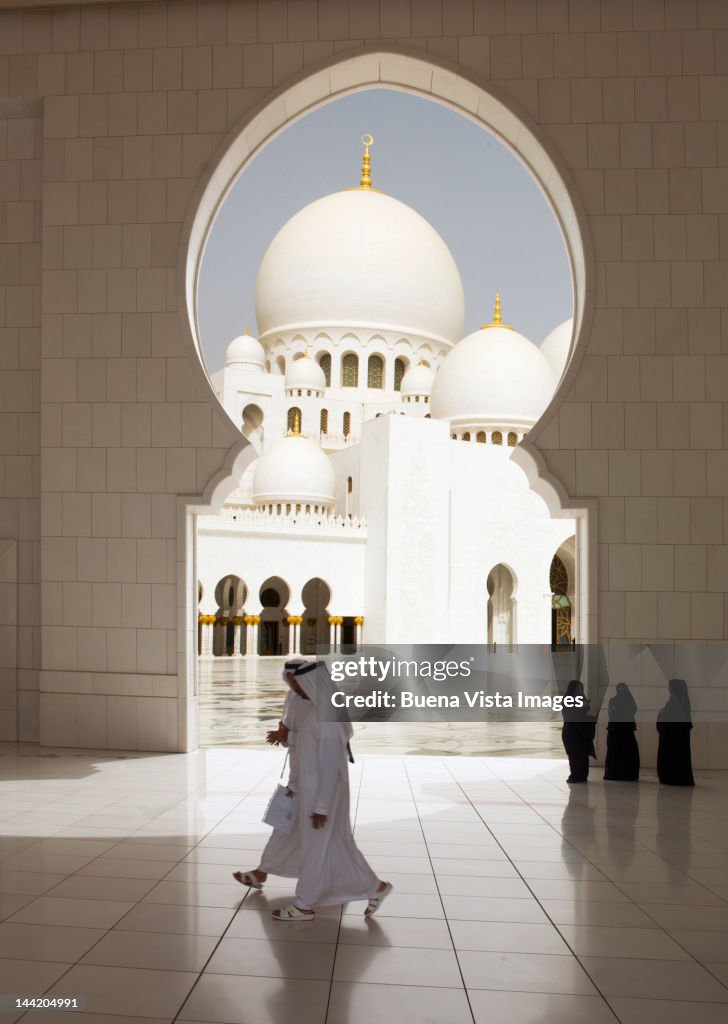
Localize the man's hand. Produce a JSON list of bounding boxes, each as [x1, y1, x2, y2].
[[266, 729, 281, 745], [285, 787, 295, 797], [310, 813, 327, 829]]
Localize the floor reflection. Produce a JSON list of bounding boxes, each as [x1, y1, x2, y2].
[[198, 656, 563, 756]]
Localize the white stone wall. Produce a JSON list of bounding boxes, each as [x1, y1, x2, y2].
[[448, 442, 576, 644], [359, 414, 452, 643], [197, 518, 366, 618], [0, 0, 726, 762]]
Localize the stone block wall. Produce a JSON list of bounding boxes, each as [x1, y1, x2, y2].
[[0, 0, 725, 760]]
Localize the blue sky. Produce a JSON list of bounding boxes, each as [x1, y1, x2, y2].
[[198, 88, 573, 373]]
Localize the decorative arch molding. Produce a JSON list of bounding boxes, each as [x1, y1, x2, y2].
[[178, 46, 597, 750]]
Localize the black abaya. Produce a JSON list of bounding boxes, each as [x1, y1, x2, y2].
[[656, 721, 694, 786], [604, 722, 640, 781], [562, 721, 596, 782]]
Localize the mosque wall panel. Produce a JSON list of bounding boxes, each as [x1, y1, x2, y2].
[[0, 0, 725, 757]]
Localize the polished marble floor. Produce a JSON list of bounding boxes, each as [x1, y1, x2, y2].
[[0, 744, 727, 1023], [198, 656, 564, 756]]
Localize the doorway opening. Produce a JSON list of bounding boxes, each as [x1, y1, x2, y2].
[[181, 51, 594, 755]]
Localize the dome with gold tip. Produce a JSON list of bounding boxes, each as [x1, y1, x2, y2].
[[430, 295, 554, 430], [255, 137, 465, 349]]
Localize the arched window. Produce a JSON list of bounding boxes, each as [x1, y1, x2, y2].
[[287, 407, 302, 432], [508, 431, 518, 446], [491, 430, 503, 445], [318, 352, 331, 386], [394, 357, 406, 392], [367, 354, 384, 389], [347, 476, 353, 493], [343, 411, 351, 437], [462, 431, 471, 441], [476, 431, 486, 443], [342, 353, 358, 387], [320, 409, 328, 434]]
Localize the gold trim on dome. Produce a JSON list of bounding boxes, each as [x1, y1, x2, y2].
[[480, 292, 514, 331]]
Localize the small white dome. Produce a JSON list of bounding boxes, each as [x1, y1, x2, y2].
[[256, 189, 464, 347], [285, 354, 326, 393], [431, 307, 554, 429], [401, 361, 435, 397], [225, 331, 265, 370], [252, 434, 335, 509], [540, 317, 573, 382]]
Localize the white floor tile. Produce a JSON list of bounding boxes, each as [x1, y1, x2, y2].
[[81, 929, 217, 972], [470, 990, 619, 1024], [458, 949, 597, 994], [580, 956, 728, 1001], [50, 964, 198, 1018], [178, 973, 329, 1023], [333, 943, 462, 987], [327, 982, 472, 1024]]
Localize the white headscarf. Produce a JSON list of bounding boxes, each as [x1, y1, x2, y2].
[[293, 660, 354, 744], [281, 657, 308, 683]]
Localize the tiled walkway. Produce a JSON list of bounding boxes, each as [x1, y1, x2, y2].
[[1, 745, 727, 1024]]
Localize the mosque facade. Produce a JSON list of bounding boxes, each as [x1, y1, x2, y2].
[[197, 142, 576, 660]]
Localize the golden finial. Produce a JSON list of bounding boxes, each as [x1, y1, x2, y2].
[[291, 409, 301, 436], [244, 326, 249, 335], [360, 133, 374, 189], [480, 292, 514, 330]]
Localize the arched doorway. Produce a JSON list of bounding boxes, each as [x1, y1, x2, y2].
[[241, 403, 263, 451], [182, 49, 594, 752], [551, 538, 576, 649], [301, 578, 331, 655], [258, 577, 290, 656], [487, 564, 516, 646], [213, 575, 247, 656]]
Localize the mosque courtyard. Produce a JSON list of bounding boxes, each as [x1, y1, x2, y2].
[[0, 743, 727, 1024], [197, 657, 564, 756]]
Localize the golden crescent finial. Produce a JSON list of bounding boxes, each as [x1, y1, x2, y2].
[[359, 133, 374, 189]]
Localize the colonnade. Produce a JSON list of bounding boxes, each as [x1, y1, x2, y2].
[[198, 613, 364, 657]]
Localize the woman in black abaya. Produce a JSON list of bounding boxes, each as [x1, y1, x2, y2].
[[561, 680, 596, 783], [657, 678, 695, 786], [603, 682, 640, 781]]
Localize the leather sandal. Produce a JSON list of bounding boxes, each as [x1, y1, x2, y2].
[[272, 903, 315, 921], [365, 881, 393, 917], [232, 870, 264, 889]]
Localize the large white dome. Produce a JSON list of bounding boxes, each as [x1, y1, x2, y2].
[[540, 317, 573, 382], [431, 316, 555, 429], [255, 189, 465, 346], [285, 354, 326, 393], [401, 361, 435, 397], [252, 435, 335, 510], [225, 331, 264, 370]]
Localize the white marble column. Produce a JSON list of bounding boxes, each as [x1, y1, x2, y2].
[[199, 615, 214, 658], [232, 616, 244, 656], [245, 615, 260, 657], [354, 616, 364, 651], [287, 616, 302, 655]]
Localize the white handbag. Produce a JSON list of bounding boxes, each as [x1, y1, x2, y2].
[[262, 784, 298, 833], [262, 754, 298, 834]]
